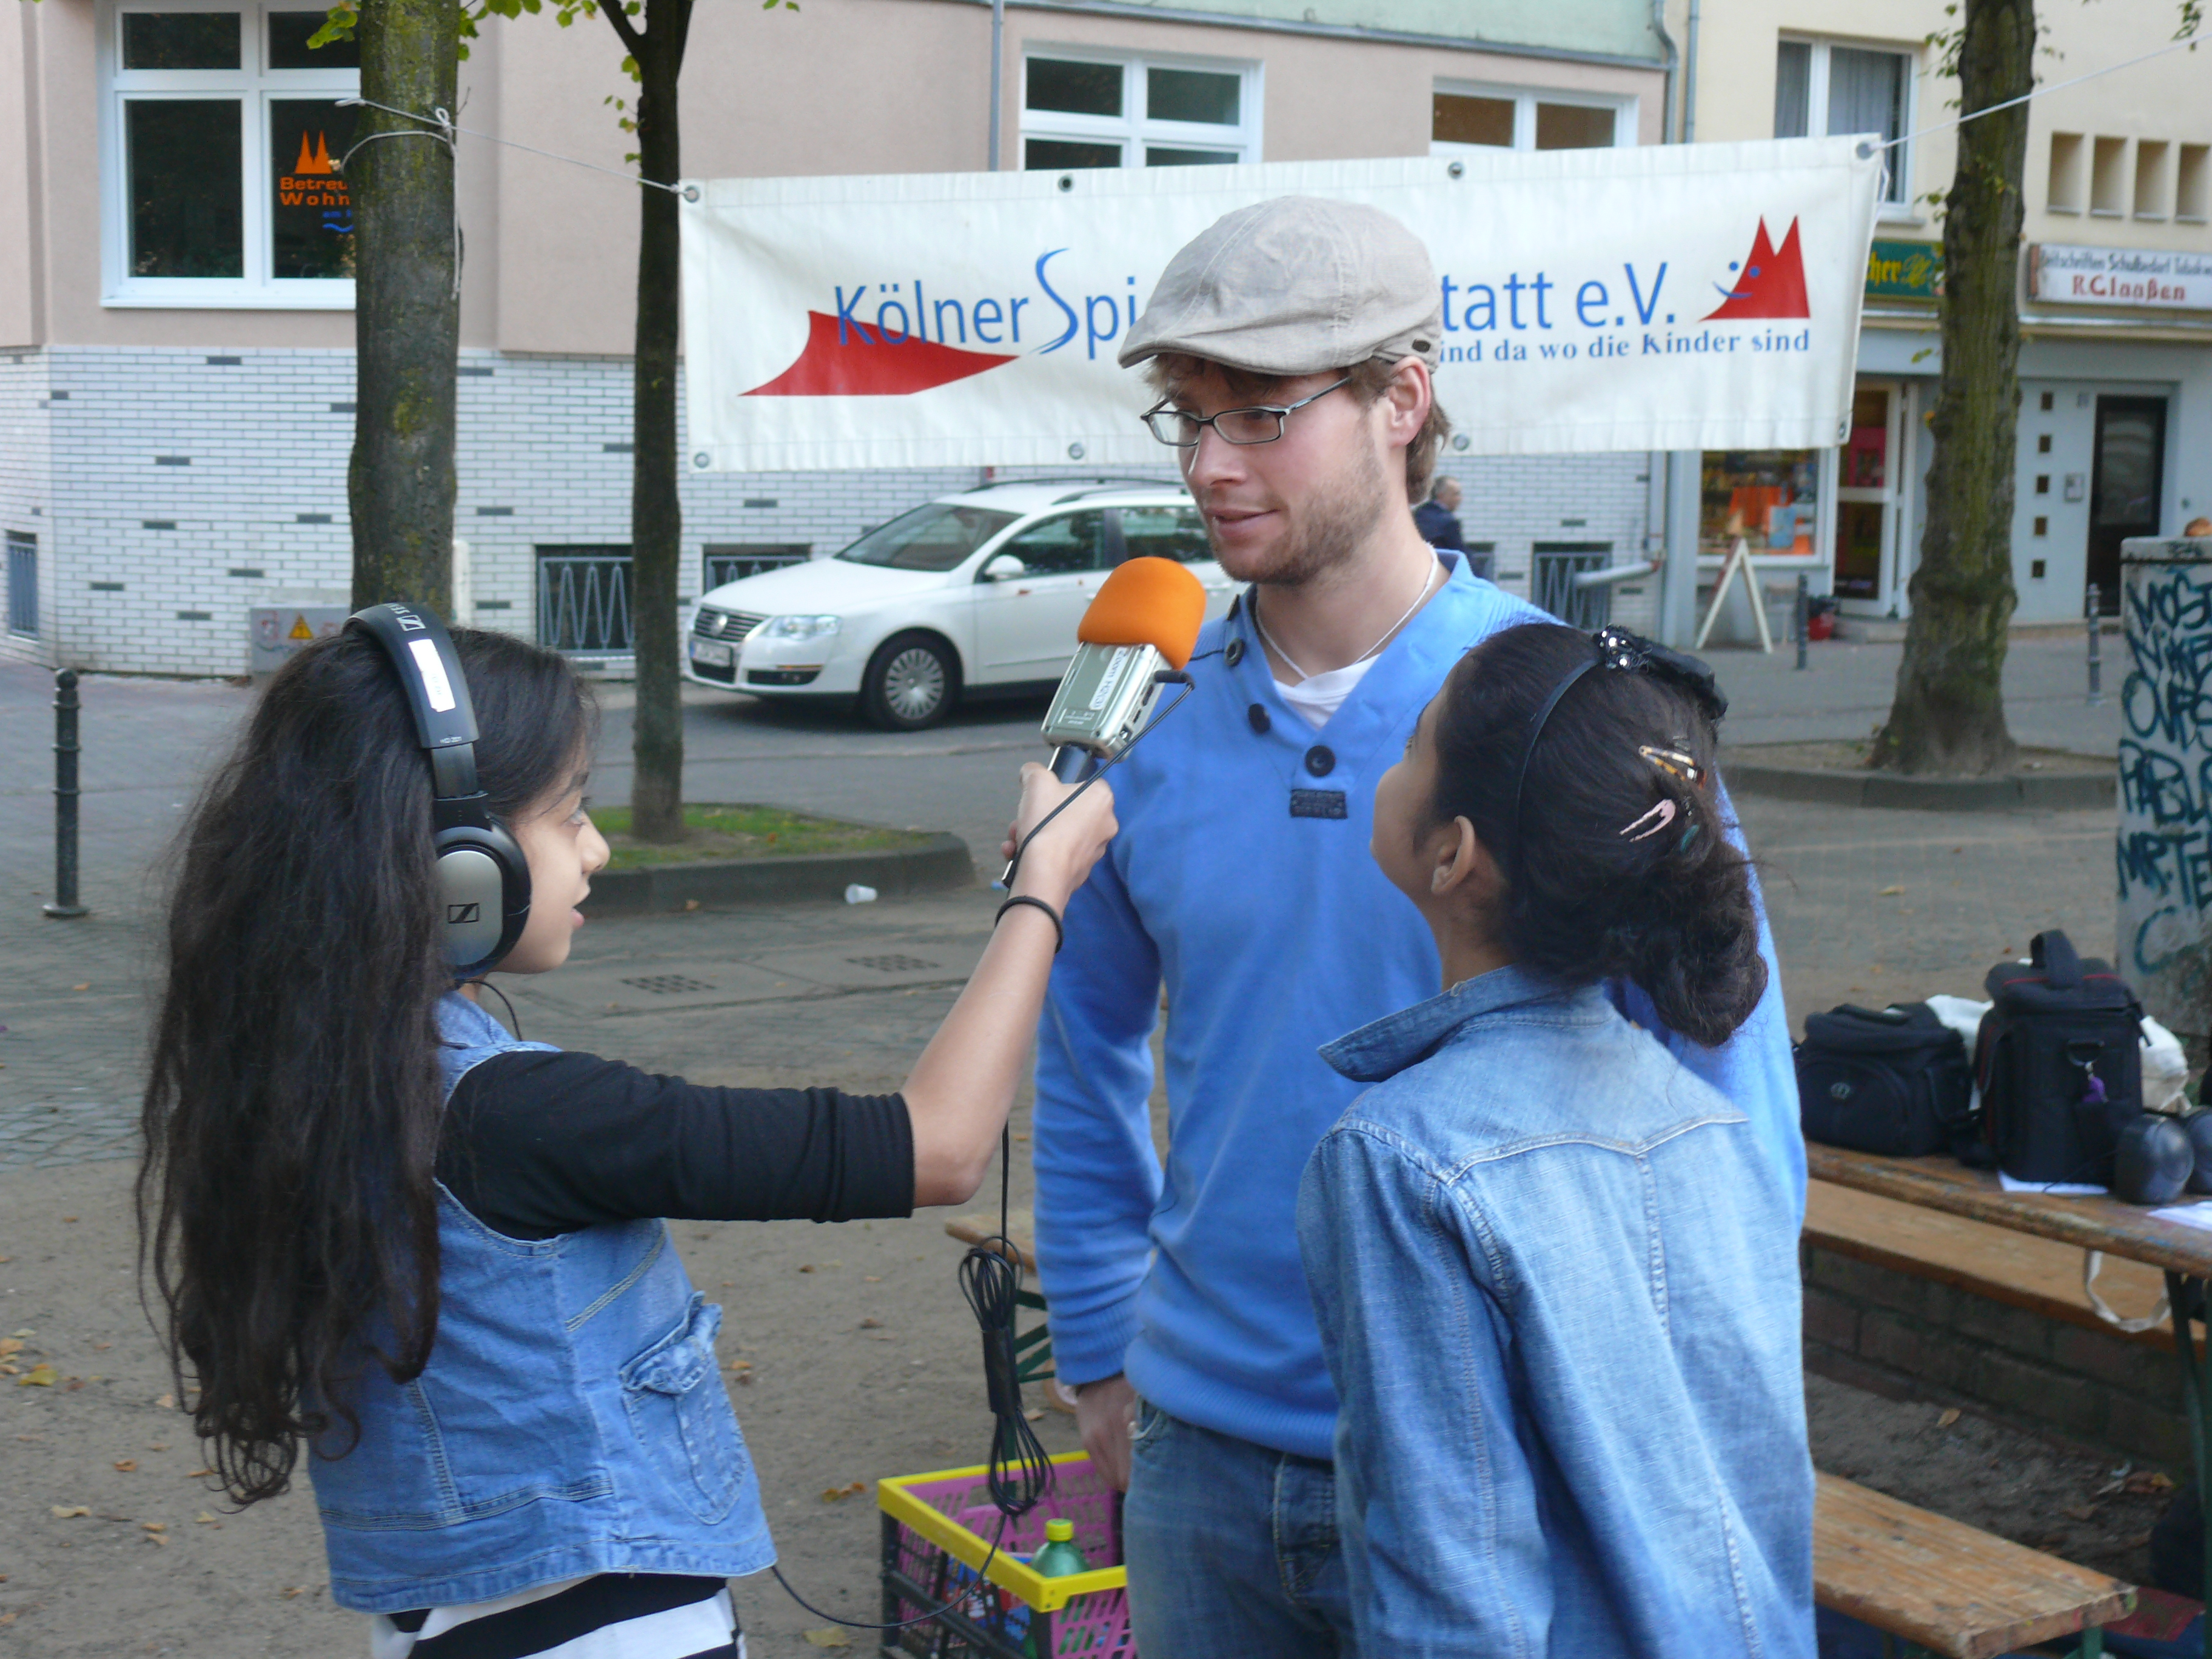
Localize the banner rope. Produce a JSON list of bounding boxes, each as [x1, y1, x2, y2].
[[335, 95, 696, 199], [1864, 28, 2210, 156]]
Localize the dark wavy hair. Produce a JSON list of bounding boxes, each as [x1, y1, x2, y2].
[[1429, 623, 1767, 1048], [138, 624, 594, 1504]]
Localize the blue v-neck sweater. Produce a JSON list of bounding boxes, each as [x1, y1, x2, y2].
[[1030, 552, 1804, 1461]]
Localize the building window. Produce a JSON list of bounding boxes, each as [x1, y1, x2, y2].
[[2180, 144, 2211, 223], [1021, 53, 1258, 170], [2136, 140, 2171, 220], [1773, 39, 1911, 206], [5, 532, 36, 638], [2091, 136, 2128, 216], [1431, 84, 1634, 154], [102, 2, 360, 308], [2048, 132, 2084, 213]]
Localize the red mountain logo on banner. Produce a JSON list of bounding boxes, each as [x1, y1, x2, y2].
[[1703, 219, 1809, 320], [743, 312, 1017, 398]]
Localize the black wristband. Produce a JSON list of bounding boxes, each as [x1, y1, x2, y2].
[[996, 894, 1064, 953]]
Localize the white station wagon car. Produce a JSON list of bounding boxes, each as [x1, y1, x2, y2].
[[683, 481, 1235, 729]]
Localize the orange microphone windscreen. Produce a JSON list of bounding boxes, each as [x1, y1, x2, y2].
[[1076, 556, 1208, 671]]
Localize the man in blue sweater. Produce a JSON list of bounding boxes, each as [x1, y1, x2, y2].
[[1030, 196, 1803, 1658]]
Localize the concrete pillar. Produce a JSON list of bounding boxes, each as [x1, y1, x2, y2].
[[2117, 534, 2212, 1051]]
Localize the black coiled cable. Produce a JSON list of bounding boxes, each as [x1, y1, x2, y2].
[[770, 1127, 1051, 1632]]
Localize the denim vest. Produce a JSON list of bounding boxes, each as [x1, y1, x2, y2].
[[307, 994, 775, 1614]]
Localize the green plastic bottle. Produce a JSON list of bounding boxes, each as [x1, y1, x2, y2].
[[1022, 1520, 1090, 1656]]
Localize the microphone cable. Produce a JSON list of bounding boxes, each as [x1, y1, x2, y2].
[[767, 1125, 1042, 1633], [773, 668, 1196, 1634]]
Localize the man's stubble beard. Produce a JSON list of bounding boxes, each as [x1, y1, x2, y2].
[[1204, 438, 1393, 591]]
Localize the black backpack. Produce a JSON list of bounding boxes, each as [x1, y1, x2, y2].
[[1795, 1002, 1977, 1158], [1977, 931, 2145, 1187]]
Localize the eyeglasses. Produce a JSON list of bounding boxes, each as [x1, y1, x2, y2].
[[1139, 377, 1352, 448]]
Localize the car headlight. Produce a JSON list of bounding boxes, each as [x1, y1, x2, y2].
[[761, 614, 842, 641]]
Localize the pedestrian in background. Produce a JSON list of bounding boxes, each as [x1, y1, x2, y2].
[[1413, 475, 1464, 550]]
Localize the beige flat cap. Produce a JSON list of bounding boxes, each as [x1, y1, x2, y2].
[[1118, 196, 1444, 375]]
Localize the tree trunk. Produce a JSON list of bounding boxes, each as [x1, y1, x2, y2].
[[1871, 0, 2033, 774], [625, 0, 691, 842], [347, 0, 460, 612]]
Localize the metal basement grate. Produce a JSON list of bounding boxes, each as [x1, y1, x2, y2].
[[845, 954, 942, 974], [620, 973, 719, 995]]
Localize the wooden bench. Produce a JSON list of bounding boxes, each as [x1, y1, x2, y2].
[[1816, 1472, 2134, 1658]]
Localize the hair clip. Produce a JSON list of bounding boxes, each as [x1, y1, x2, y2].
[[1592, 626, 1729, 724], [1620, 799, 1678, 842], [1638, 745, 1705, 789]]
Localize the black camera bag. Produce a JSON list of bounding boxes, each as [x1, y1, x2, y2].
[[1795, 1002, 1976, 1157], [1977, 931, 2144, 1186]]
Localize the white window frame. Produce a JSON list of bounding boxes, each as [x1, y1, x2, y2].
[[1019, 48, 1263, 171], [100, 0, 360, 309], [1429, 81, 1639, 156], [1775, 35, 1917, 218]]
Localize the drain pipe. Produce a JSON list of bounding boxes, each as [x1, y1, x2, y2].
[[1654, 0, 1681, 637], [1650, 0, 1679, 143], [987, 0, 1005, 170], [1683, 0, 1700, 142]]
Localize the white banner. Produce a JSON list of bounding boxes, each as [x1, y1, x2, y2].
[[680, 139, 1883, 472]]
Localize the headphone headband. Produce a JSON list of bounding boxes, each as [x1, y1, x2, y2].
[[343, 603, 529, 977]]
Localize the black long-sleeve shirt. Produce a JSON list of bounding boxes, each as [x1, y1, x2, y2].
[[437, 1049, 915, 1239]]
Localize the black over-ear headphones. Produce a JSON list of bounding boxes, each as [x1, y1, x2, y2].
[[345, 603, 531, 977]]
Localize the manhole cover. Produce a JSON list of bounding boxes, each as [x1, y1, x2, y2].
[[620, 973, 719, 995], [844, 954, 941, 973]]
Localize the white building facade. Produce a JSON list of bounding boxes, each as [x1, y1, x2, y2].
[[0, 0, 1674, 676]]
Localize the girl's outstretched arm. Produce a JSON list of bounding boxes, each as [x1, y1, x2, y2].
[[904, 763, 1118, 1207]]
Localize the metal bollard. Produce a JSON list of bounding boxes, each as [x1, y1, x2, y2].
[[1794, 573, 1809, 672], [43, 669, 88, 919], [2087, 583, 2104, 706]]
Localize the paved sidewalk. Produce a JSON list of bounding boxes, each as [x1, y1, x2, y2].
[[0, 641, 2127, 1655]]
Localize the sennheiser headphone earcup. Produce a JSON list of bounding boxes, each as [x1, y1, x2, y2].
[[435, 820, 531, 976]]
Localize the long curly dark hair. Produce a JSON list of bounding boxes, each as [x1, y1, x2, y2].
[[1429, 622, 1767, 1048], [138, 624, 594, 1504]]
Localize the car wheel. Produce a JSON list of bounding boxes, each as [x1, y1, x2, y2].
[[862, 632, 958, 731]]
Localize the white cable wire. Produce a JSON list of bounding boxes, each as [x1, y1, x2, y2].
[[1866, 27, 2210, 155], [337, 94, 694, 198]]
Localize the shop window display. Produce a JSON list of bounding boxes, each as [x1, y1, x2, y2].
[[1701, 451, 1818, 558]]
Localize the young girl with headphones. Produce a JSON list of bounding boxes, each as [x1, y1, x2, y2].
[[1297, 622, 1815, 1659], [139, 608, 1118, 1659]]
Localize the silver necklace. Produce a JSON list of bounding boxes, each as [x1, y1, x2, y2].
[[1252, 556, 1441, 685]]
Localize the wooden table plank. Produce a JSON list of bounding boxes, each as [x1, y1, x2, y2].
[[1806, 1144, 2212, 1280], [1815, 1473, 2136, 1659], [1806, 1181, 2176, 1347]]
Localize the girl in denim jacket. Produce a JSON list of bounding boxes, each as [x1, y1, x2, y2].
[[1297, 622, 1814, 1659], [140, 619, 1114, 1658]]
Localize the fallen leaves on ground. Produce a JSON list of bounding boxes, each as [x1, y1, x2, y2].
[[155, 1393, 175, 1410], [193, 1512, 218, 1526], [802, 1629, 852, 1647], [0, 1339, 21, 1359], [18, 1365, 56, 1387], [2126, 1471, 2177, 1495], [185, 1467, 213, 1479], [859, 1318, 882, 1329], [820, 1481, 866, 1503], [1877, 886, 1904, 897], [1936, 1407, 1961, 1428], [112, 1459, 137, 1472], [48, 1506, 87, 1520]]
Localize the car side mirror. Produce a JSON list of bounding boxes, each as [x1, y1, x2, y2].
[[979, 552, 1027, 583]]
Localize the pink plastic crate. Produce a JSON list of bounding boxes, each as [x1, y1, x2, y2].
[[877, 1450, 1134, 1657]]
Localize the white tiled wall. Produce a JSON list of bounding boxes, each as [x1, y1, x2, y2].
[[1, 345, 1655, 675]]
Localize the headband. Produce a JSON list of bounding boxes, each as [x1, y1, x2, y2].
[[1506, 626, 1726, 855]]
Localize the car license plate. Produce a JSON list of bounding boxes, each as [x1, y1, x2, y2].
[[689, 638, 735, 668]]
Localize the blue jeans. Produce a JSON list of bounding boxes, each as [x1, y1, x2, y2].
[[1122, 1400, 1358, 1659]]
